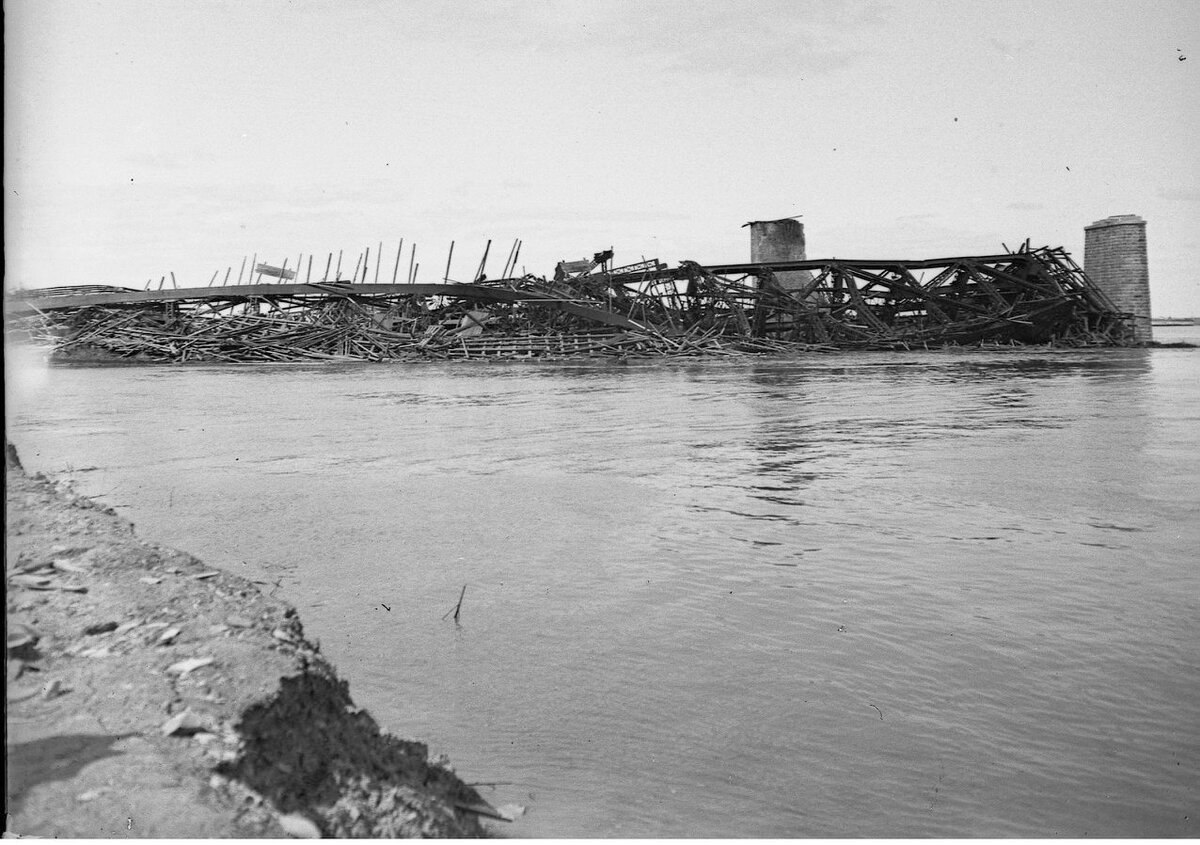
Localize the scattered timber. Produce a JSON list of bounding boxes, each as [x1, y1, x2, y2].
[[4, 243, 1136, 363]]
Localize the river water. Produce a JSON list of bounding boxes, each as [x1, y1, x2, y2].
[[6, 330, 1199, 837]]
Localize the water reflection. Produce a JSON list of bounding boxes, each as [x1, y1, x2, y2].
[[7, 347, 1197, 838], [944, 350, 1153, 382]]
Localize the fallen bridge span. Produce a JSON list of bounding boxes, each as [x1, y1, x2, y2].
[[4, 244, 1135, 362]]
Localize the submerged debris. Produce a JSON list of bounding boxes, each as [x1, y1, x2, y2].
[[6, 244, 1135, 362]]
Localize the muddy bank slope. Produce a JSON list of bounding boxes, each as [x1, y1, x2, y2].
[[5, 444, 495, 837]]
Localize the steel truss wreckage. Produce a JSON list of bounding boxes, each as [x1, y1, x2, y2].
[[6, 244, 1135, 362]]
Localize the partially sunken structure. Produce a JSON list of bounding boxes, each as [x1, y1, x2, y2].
[[1084, 214, 1152, 342], [6, 225, 1138, 361]]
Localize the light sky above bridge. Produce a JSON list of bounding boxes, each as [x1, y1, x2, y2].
[[5, 0, 1198, 315]]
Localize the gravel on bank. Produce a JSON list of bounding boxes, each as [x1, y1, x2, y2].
[[5, 442, 498, 838]]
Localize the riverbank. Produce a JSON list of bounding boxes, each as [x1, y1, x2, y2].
[[5, 443, 498, 837]]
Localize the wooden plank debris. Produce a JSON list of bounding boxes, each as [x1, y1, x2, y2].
[[5, 242, 1135, 363]]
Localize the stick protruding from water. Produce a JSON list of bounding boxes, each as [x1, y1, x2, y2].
[[442, 584, 468, 623]]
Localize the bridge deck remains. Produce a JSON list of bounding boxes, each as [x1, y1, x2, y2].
[[5, 246, 1134, 362]]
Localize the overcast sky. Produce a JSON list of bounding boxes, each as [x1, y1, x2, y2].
[[5, 0, 1198, 314]]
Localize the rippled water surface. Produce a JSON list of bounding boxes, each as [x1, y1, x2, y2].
[[7, 337, 1200, 837]]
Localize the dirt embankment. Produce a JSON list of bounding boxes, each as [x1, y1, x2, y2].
[[5, 443, 497, 837]]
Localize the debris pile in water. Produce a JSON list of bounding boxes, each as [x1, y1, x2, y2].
[[6, 244, 1135, 362]]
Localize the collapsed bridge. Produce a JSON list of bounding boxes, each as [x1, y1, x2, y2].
[[5, 244, 1135, 362]]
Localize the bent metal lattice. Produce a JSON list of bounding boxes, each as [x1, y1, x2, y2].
[[5, 244, 1135, 362]]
